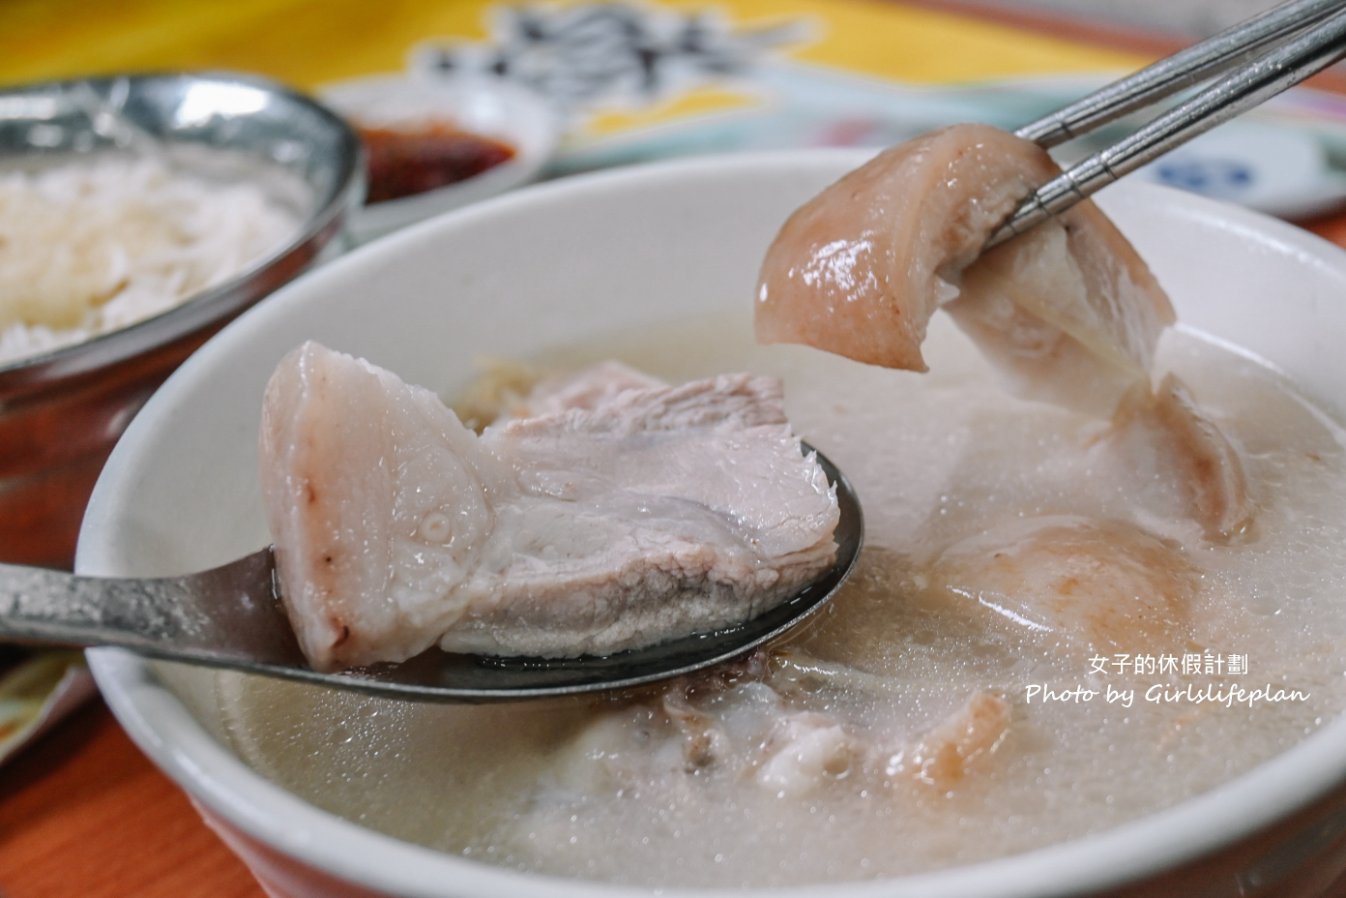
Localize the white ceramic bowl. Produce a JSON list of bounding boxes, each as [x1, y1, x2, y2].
[[80, 151, 1346, 898], [320, 74, 559, 242]]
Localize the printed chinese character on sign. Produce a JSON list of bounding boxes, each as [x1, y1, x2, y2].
[[1088, 655, 1109, 675], [410, 3, 810, 111], [1133, 654, 1157, 676], [1158, 654, 1179, 674], [1182, 653, 1204, 675], [1226, 653, 1249, 675], [1111, 653, 1132, 675], [1203, 651, 1225, 675]]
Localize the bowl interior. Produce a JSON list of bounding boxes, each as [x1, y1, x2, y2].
[[81, 151, 1346, 898]]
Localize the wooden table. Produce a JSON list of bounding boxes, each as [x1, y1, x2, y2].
[[7, 3, 1346, 897], [0, 701, 261, 898]]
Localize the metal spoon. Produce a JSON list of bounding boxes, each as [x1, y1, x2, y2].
[[0, 450, 861, 702]]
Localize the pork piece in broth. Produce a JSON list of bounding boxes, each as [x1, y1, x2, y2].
[[259, 342, 840, 670], [548, 651, 1012, 809], [924, 515, 1198, 654], [1106, 374, 1254, 541]]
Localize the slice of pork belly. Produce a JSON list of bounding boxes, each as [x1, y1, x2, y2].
[[756, 123, 1175, 415], [259, 343, 840, 670], [513, 360, 667, 418]]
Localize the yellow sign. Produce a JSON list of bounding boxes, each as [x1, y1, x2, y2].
[[0, 0, 1143, 92]]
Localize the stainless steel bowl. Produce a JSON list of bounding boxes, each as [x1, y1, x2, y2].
[[0, 72, 362, 567]]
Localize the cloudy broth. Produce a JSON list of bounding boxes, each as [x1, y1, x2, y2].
[[219, 311, 1346, 886]]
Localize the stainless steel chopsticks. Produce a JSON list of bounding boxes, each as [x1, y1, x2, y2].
[[1016, 0, 1343, 147], [987, 0, 1346, 247]]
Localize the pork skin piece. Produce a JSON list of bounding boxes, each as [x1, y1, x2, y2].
[[1108, 373, 1253, 542], [259, 342, 840, 670], [926, 515, 1197, 654], [756, 123, 1175, 415]]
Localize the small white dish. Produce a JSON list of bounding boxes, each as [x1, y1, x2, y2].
[[320, 73, 560, 242]]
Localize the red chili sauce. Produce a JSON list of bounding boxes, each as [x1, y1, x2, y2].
[[359, 122, 517, 204]]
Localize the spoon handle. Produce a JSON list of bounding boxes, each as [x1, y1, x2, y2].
[[0, 548, 303, 667]]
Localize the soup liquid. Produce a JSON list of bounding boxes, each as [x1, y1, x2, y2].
[[219, 314, 1346, 886]]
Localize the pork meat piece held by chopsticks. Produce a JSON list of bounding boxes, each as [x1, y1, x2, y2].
[[756, 123, 1175, 416], [259, 343, 840, 671], [756, 123, 1252, 539]]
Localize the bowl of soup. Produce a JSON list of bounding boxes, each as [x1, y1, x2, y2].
[[79, 149, 1346, 898]]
